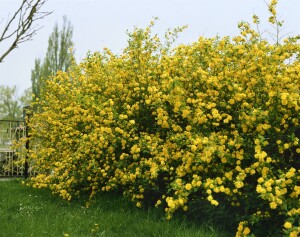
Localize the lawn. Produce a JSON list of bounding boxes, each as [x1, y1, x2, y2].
[[0, 179, 231, 237]]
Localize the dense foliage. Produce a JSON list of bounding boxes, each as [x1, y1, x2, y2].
[[20, 1, 299, 236]]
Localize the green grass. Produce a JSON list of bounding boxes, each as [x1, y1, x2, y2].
[[0, 179, 231, 237]]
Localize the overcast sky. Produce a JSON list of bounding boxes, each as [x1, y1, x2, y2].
[[0, 0, 299, 95]]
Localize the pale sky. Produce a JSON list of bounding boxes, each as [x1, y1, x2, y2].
[[0, 0, 299, 95]]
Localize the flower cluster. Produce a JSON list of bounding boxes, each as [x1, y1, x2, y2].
[[21, 2, 299, 236]]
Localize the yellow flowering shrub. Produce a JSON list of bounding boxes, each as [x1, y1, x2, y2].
[[22, 1, 299, 236]]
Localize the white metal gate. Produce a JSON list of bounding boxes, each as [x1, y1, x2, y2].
[[0, 120, 26, 177]]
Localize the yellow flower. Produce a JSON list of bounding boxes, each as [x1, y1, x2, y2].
[[190, 145, 197, 152], [289, 231, 298, 237], [178, 198, 184, 205], [284, 221, 292, 229], [182, 109, 190, 118], [155, 200, 162, 207], [185, 183, 192, 191], [228, 99, 235, 105], [283, 143, 290, 149], [269, 202, 277, 209], [211, 200, 219, 206], [243, 227, 251, 235], [258, 177, 264, 183]]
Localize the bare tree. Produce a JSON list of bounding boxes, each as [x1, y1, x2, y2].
[[0, 0, 52, 63]]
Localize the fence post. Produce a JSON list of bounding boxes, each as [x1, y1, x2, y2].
[[23, 106, 32, 179]]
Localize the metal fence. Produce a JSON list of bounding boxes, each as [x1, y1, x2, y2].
[[0, 119, 26, 177]]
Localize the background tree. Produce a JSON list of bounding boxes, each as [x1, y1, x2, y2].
[[19, 87, 33, 109], [31, 58, 43, 103], [0, 0, 52, 63], [0, 86, 31, 120], [31, 16, 74, 101]]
